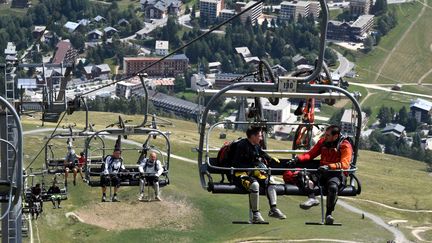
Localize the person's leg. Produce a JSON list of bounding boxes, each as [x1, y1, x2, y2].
[[65, 168, 70, 186], [296, 162, 320, 209], [79, 167, 84, 179], [266, 182, 286, 219], [324, 175, 343, 225], [153, 177, 161, 201], [139, 177, 146, 200], [112, 176, 120, 201], [73, 168, 77, 185], [57, 197, 61, 208], [248, 180, 264, 223], [101, 175, 107, 202], [51, 197, 56, 209]]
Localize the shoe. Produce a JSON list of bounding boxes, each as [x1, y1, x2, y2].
[[57, 205, 61, 209], [325, 215, 334, 225], [268, 208, 286, 219], [138, 194, 144, 201], [52, 205, 56, 209], [155, 196, 162, 201], [73, 180, 76, 186], [252, 211, 265, 223], [101, 195, 106, 202], [300, 197, 320, 210], [112, 196, 119, 202]]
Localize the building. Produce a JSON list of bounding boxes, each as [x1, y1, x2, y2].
[[292, 54, 308, 66], [200, 0, 223, 25], [87, 29, 103, 41], [219, 9, 236, 22], [140, 0, 182, 19], [280, 1, 310, 21], [104, 27, 118, 38], [123, 54, 189, 77], [340, 109, 367, 136], [148, 90, 203, 118], [191, 73, 213, 90], [263, 99, 291, 123], [94, 15, 106, 22], [32, 26, 46, 39], [327, 15, 374, 42], [308, 0, 320, 19], [52, 40, 78, 65], [155, 40, 169, 56], [410, 98, 432, 123], [214, 73, 255, 89], [238, 1, 263, 24], [11, 0, 29, 8], [349, 0, 370, 16], [149, 78, 175, 93], [4, 42, 17, 64], [350, 15, 374, 41], [63, 21, 81, 33], [116, 77, 144, 98], [381, 123, 405, 138], [208, 61, 222, 73]]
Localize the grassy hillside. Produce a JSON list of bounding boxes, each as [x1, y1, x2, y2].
[[21, 112, 432, 242], [353, 1, 432, 84]]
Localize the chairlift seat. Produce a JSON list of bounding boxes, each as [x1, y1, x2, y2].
[[206, 158, 360, 196]]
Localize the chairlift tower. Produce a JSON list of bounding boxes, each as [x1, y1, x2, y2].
[[1, 43, 23, 243]]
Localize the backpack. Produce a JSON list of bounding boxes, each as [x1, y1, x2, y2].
[[102, 155, 123, 173], [216, 139, 241, 183]]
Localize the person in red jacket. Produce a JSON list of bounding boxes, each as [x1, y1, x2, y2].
[[292, 125, 352, 225]]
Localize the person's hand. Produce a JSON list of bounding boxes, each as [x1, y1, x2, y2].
[[270, 157, 280, 164], [286, 159, 296, 167], [318, 165, 329, 172]]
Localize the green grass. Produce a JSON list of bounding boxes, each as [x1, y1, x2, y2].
[[21, 112, 432, 242], [401, 84, 432, 96], [175, 91, 198, 103], [353, 2, 432, 84]]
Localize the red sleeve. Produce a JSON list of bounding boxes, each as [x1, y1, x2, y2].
[[297, 138, 324, 162]]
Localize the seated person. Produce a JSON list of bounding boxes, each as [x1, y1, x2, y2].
[[77, 152, 86, 181], [232, 126, 286, 223], [138, 152, 164, 201], [291, 125, 352, 225], [30, 183, 43, 212], [48, 181, 62, 209], [64, 145, 78, 186], [100, 146, 125, 202]]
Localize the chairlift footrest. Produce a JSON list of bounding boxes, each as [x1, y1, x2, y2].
[[232, 221, 269, 224], [305, 222, 342, 226]]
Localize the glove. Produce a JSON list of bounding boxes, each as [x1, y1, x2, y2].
[[270, 157, 280, 164], [286, 156, 299, 167], [318, 165, 329, 172]]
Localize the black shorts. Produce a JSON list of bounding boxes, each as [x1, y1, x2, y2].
[[100, 175, 121, 188], [65, 164, 77, 171], [144, 176, 159, 186]]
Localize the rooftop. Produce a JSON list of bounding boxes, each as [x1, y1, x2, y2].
[[52, 40, 72, 64], [281, 1, 310, 7], [351, 15, 374, 28], [382, 123, 405, 134], [410, 98, 432, 111], [64, 21, 80, 31], [155, 40, 169, 50]]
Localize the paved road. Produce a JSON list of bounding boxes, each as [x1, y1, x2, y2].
[[334, 50, 354, 77], [349, 82, 432, 99], [178, 13, 225, 35]]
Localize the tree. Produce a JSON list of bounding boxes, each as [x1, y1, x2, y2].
[[396, 106, 409, 126], [174, 75, 186, 93], [363, 36, 374, 53], [377, 106, 392, 128], [406, 117, 418, 132], [363, 107, 372, 117]]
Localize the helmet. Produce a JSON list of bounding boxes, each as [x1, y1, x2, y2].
[[283, 170, 299, 184]]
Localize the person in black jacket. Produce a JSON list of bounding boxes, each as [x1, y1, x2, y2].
[[232, 126, 286, 223], [48, 181, 62, 209]]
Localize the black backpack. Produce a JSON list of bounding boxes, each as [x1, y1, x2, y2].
[[216, 139, 242, 183]]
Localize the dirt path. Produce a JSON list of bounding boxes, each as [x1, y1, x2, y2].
[[359, 89, 374, 106], [72, 197, 200, 231], [418, 68, 432, 84], [342, 197, 432, 213], [373, 0, 427, 83]]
